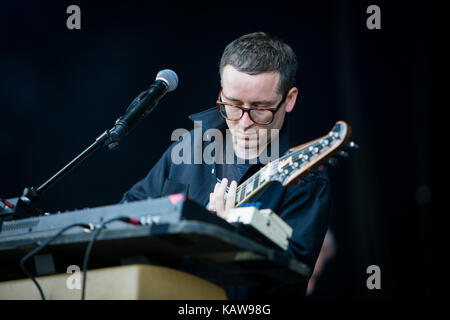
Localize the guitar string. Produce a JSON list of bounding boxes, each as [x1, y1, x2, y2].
[[236, 144, 310, 194], [232, 125, 347, 204], [235, 138, 334, 197], [235, 130, 345, 199]]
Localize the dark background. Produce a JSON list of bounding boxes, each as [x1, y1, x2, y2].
[[0, 1, 435, 299]]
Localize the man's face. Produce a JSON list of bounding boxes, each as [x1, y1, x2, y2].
[[220, 65, 297, 158]]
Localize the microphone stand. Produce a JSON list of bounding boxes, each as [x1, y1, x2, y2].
[[0, 120, 130, 221], [1, 72, 174, 222]]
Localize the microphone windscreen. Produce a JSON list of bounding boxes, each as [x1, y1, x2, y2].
[[156, 69, 179, 92]]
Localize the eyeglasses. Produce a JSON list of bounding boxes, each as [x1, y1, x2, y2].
[[216, 90, 287, 125]]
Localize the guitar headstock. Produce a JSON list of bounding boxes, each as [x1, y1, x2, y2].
[[273, 121, 356, 187]]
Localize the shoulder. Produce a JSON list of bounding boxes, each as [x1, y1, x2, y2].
[[282, 165, 331, 203], [298, 165, 330, 186]]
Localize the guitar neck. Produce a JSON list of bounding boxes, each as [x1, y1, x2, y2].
[[234, 121, 352, 207], [234, 166, 271, 207]]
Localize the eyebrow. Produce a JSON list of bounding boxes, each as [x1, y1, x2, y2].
[[222, 92, 277, 106]]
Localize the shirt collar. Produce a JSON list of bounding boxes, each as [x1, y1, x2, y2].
[[188, 107, 226, 130]]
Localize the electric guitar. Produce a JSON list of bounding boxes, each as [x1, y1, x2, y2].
[[231, 120, 356, 207]]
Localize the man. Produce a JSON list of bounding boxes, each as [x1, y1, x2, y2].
[[121, 32, 331, 298]]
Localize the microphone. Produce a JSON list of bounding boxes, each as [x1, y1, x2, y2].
[[0, 69, 178, 219], [108, 69, 178, 147]]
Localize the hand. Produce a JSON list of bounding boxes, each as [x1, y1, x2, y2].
[[208, 178, 238, 220]]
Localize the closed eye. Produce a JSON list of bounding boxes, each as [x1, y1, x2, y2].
[[221, 93, 276, 107]]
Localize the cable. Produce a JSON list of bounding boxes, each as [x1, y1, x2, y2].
[[81, 216, 141, 300], [19, 222, 93, 300]]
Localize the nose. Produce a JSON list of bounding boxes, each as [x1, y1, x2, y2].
[[238, 110, 255, 128]]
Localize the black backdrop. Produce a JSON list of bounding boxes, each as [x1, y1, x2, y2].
[[0, 1, 434, 299]]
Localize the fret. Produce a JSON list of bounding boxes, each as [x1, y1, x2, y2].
[[239, 186, 246, 202], [252, 173, 260, 191], [232, 121, 351, 205], [259, 167, 267, 184], [236, 185, 242, 195], [246, 176, 253, 191]]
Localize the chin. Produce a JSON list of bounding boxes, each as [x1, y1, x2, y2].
[[237, 139, 258, 150]]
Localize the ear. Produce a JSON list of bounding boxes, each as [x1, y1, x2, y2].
[[285, 87, 298, 113]]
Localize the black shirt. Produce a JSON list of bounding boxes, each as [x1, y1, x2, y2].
[[121, 107, 332, 298], [217, 154, 260, 185]]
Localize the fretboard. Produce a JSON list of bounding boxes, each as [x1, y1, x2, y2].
[[232, 121, 351, 207], [235, 165, 270, 206]]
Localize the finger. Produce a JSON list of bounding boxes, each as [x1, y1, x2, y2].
[[209, 192, 214, 211], [225, 180, 238, 211], [213, 182, 220, 194], [215, 178, 228, 214], [209, 183, 220, 211]]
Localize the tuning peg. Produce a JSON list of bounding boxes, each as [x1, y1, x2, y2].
[[328, 157, 338, 166], [348, 141, 359, 149], [339, 150, 348, 158]]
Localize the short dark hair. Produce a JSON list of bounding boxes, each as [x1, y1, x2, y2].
[[219, 32, 298, 97]]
